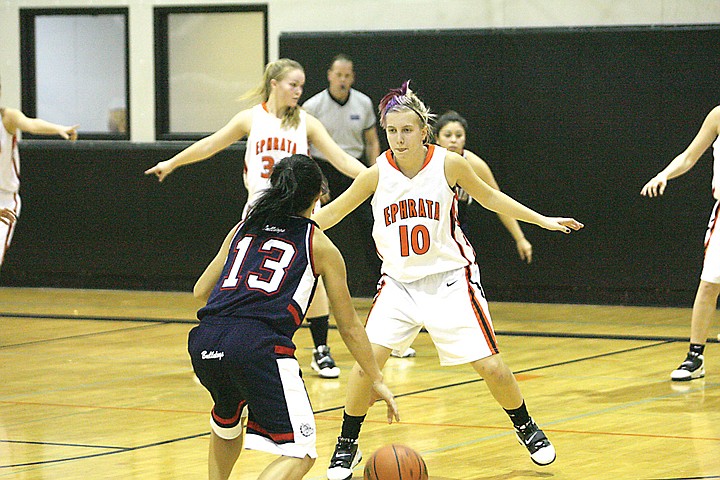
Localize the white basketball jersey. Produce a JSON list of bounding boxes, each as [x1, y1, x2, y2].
[[0, 112, 20, 193], [371, 145, 476, 283], [712, 135, 720, 200], [243, 103, 309, 212]]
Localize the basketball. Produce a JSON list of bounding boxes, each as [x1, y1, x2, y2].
[[363, 444, 429, 480]]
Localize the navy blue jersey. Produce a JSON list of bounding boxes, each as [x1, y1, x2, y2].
[[198, 216, 319, 340]]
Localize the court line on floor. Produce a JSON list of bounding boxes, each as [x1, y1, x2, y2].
[[3, 311, 713, 347], [0, 312, 196, 323], [650, 476, 720, 480], [316, 339, 677, 410], [0, 400, 205, 416], [0, 439, 122, 450], [0, 432, 208, 470], [0, 339, 678, 471], [0, 322, 170, 349], [317, 414, 720, 443]]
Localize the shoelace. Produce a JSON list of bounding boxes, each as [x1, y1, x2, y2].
[[517, 423, 546, 447]]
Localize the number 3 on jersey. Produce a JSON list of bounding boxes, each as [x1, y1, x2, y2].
[[221, 236, 295, 293], [399, 224, 430, 256], [261, 156, 275, 178]]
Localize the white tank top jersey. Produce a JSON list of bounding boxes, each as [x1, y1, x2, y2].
[[243, 103, 309, 211], [712, 135, 720, 200], [371, 144, 476, 283], [0, 112, 20, 193]]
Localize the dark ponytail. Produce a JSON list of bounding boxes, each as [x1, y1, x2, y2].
[[243, 154, 324, 233]]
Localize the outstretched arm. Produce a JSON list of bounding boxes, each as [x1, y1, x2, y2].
[[465, 150, 532, 262], [306, 114, 366, 178], [641, 105, 720, 197], [3, 108, 77, 140], [145, 110, 251, 182], [312, 166, 377, 229], [313, 230, 399, 423], [446, 151, 583, 233], [193, 223, 241, 301]]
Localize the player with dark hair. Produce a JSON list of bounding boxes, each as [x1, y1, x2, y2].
[[189, 153, 398, 480], [435, 110, 532, 262]]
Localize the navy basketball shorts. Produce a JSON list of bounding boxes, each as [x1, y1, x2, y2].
[[188, 318, 317, 459]]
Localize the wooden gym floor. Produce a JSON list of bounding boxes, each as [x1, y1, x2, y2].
[[0, 287, 718, 479]]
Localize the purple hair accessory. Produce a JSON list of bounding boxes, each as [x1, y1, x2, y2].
[[378, 80, 412, 120]]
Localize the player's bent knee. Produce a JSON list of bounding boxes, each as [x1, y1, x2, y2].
[[210, 416, 244, 440], [281, 454, 315, 476], [472, 354, 508, 379]]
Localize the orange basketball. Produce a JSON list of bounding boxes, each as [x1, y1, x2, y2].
[[363, 444, 429, 480]]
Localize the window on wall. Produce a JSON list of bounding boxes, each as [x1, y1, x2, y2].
[[155, 5, 268, 140], [20, 8, 129, 140]]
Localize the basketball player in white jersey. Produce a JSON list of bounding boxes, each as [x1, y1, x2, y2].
[[145, 59, 367, 379], [0, 79, 78, 271], [642, 105, 720, 382], [314, 81, 583, 479], [390, 109, 537, 359]]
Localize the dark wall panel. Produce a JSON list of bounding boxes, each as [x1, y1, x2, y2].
[[3, 26, 719, 306], [3, 141, 247, 291], [281, 25, 720, 305], [2, 141, 374, 295]]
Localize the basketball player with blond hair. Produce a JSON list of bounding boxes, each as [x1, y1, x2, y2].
[[146, 59, 367, 379], [314, 81, 583, 479]]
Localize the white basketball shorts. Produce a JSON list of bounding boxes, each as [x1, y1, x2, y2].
[[0, 190, 20, 267], [365, 264, 500, 366], [701, 200, 720, 284]]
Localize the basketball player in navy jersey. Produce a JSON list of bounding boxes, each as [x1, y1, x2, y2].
[[188, 154, 398, 480]]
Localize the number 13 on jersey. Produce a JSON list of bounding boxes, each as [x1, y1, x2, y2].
[[221, 235, 295, 293]]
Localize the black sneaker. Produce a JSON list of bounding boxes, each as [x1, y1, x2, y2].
[[327, 437, 362, 480], [515, 419, 556, 466], [311, 345, 340, 378], [671, 352, 705, 381]]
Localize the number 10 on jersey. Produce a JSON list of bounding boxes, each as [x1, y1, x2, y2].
[[399, 224, 430, 257]]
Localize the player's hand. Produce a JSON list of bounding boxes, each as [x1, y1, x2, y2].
[[640, 174, 668, 197], [145, 160, 175, 182], [0, 208, 17, 226], [456, 187, 471, 203], [541, 217, 584, 233], [60, 125, 79, 141], [372, 380, 400, 424], [516, 237, 533, 263]]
